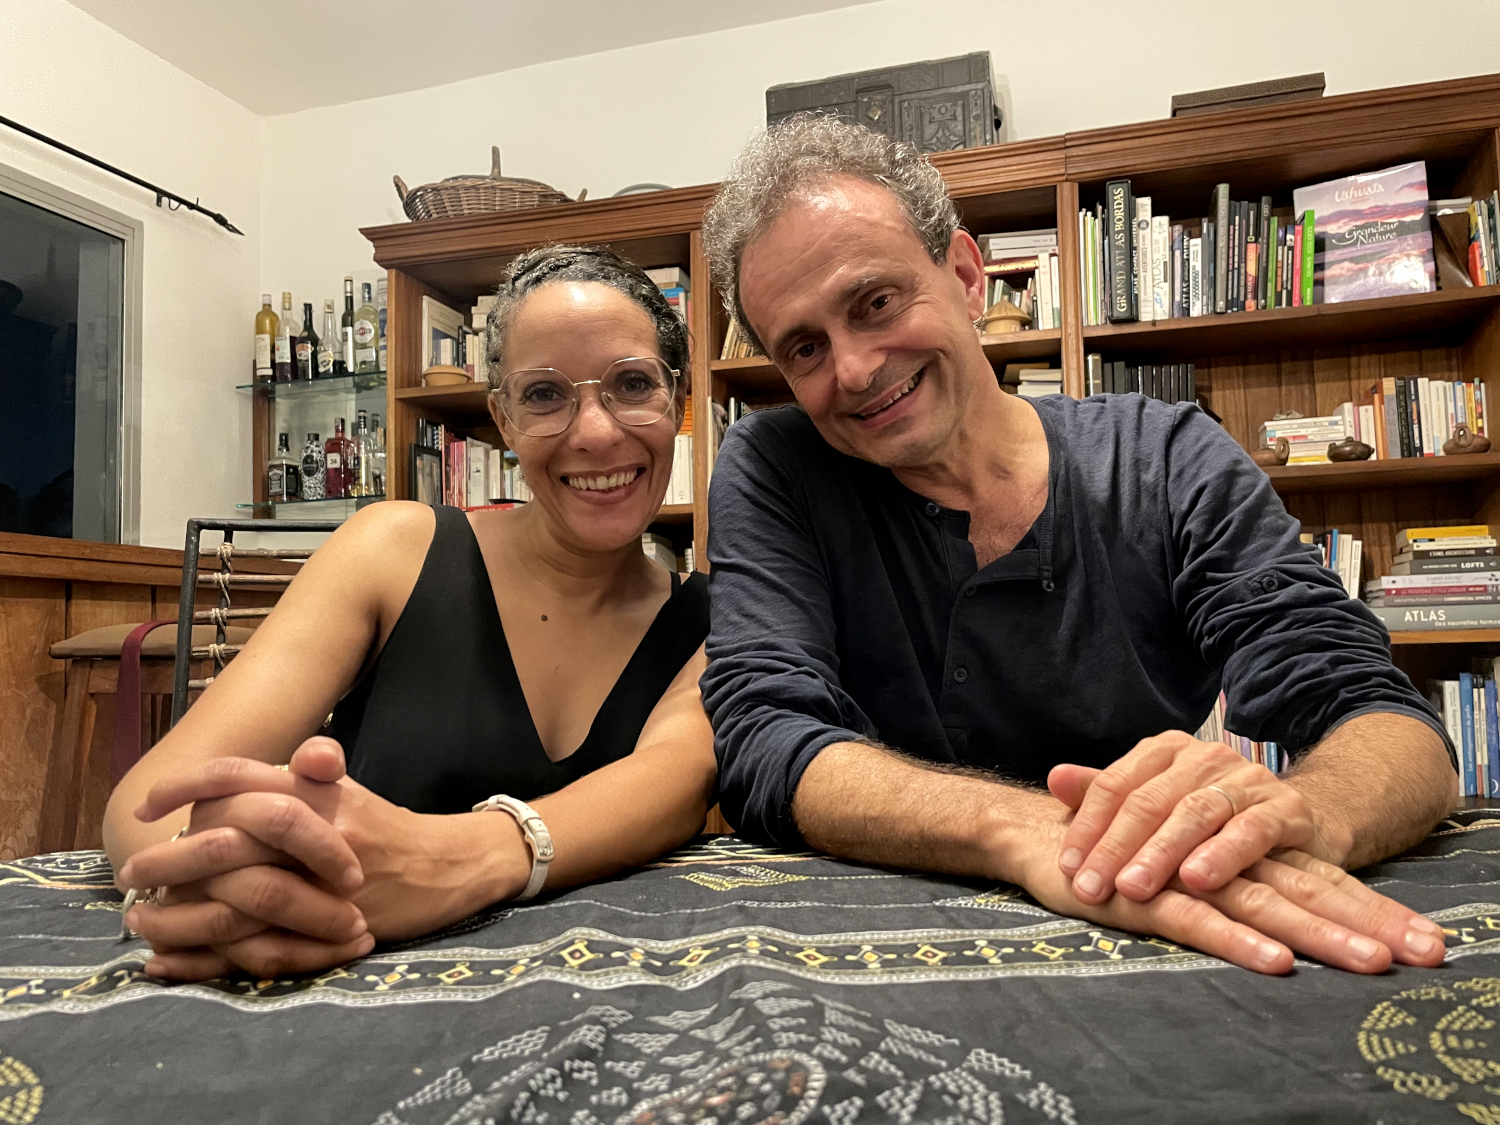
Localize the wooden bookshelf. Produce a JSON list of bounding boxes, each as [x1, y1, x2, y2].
[[363, 73, 1500, 693]]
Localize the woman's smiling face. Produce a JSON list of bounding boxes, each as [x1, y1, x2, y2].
[[490, 280, 681, 554]]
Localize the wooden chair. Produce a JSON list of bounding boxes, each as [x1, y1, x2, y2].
[[36, 517, 337, 853]]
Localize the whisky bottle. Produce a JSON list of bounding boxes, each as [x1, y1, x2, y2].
[[267, 432, 301, 502], [318, 299, 338, 377], [354, 283, 379, 373], [324, 418, 352, 500], [296, 302, 319, 381], [253, 294, 278, 383], [273, 292, 297, 383], [341, 277, 356, 374], [300, 433, 326, 501]]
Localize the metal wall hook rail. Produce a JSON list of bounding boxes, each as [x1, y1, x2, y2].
[[0, 113, 244, 236]]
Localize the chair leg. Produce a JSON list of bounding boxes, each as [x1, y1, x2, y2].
[[38, 660, 93, 854]]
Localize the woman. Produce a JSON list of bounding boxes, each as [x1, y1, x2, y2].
[[104, 246, 716, 981]]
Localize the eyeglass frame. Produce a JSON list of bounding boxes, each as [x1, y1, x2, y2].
[[488, 356, 684, 437]]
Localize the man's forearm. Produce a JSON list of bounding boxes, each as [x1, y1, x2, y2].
[[1286, 711, 1458, 871], [791, 741, 1065, 884]]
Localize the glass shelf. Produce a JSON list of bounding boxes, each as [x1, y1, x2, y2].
[[237, 494, 386, 521], [237, 371, 386, 395]]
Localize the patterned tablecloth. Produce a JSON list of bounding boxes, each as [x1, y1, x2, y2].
[[5, 814, 1500, 1124]]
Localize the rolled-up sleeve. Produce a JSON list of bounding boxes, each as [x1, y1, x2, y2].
[[1165, 406, 1454, 766], [700, 419, 874, 847]]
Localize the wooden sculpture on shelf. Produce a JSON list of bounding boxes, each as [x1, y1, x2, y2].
[[1327, 437, 1374, 462], [1444, 424, 1493, 456], [977, 301, 1030, 336], [1251, 439, 1290, 467]]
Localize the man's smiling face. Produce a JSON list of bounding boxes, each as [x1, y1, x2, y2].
[[737, 175, 988, 469]]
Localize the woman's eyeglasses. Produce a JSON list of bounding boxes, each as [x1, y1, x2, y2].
[[491, 357, 680, 438]]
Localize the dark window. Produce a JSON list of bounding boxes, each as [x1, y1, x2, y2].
[[0, 190, 123, 541]]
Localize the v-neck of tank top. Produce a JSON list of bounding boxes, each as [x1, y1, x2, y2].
[[459, 509, 683, 768]]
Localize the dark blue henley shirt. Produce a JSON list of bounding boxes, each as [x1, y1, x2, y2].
[[701, 393, 1451, 849]]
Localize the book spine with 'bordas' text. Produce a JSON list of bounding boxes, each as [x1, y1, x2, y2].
[[1105, 179, 1135, 321]]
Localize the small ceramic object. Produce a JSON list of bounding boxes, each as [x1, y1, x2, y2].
[[1444, 423, 1492, 456], [977, 301, 1031, 336], [1251, 438, 1290, 467], [1327, 437, 1374, 462]]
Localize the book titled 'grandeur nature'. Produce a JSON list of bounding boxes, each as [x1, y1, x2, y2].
[[1291, 162, 1436, 303]]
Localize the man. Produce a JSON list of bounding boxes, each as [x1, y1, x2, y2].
[[699, 114, 1457, 975]]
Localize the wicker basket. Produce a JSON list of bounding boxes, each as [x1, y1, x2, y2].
[[393, 146, 585, 222]]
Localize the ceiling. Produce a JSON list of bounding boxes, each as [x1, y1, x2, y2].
[[67, 0, 880, 116]]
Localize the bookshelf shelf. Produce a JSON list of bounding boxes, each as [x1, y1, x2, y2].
[[709, 356, 788, 396], [980, 328, 1062, 364], [1082, 286, 1500, 360], [394, 382, 492, 423], [1263, 451, 1500, 494], [1390, 629, 1500, 645], [653, 503, 694, 524]]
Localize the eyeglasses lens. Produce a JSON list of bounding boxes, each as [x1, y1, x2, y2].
[[502, 359, 674, 437]]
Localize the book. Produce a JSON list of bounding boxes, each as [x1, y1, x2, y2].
[[1398, 525, 1491, 546], [1291, 162, 1436, 303], [1170, 224, 1184, 319], [1299, 211, 1316, 305], [1369, 604, 1500, 629], [1390, 554, 1500, 575], [1151, 214, 1171, 321], [1258, 195, 1273, 308], [1212, 184, 1230, 313], [1188, 237, 1203, 317], [1134, 196, 1154, 322], [1487, 676, 1500, 797], [1462, 672, 1478, 795], [1105, 180, 1135, 321]]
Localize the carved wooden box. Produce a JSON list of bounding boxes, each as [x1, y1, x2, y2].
[[766, 53, 1002, 153]]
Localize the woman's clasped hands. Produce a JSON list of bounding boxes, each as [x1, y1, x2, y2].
[[119, 738, 533, 982]]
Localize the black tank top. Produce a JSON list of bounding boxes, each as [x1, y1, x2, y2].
[[329, 505, 709, 814]]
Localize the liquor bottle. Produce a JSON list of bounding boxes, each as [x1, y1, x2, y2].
[[318, 299, 338, 377], [376, 277, 388, 374], [253, 294, 278, 383], [341, 277, 356, 374], [354, 283, 379, 373], [370, 413, 386, 496], [300, 433, 326, 500], [350, 410, 370, 498], [273, 292, 298, 383], [267, 432, 301, 502], [296, 302, 319, 381], [324, 417, 352, 499]]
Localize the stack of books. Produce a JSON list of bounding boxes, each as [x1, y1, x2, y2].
[[719, 319, 756, 361], [1195, 692, 1283, 775], [1081, 162, 1440, 325], [1435, 667, 1499, 799], [1015, 367, 1063, 399], [642, 533, 696, 574], [1467, 194, 1500, 284], [982, 229, 1057, 331], [1083, 356, 1195, 403], [646, 266, 690, 325], [1305, 529, 1363, 598], [1261, 411, 1353, 465], [1364, 525, 1500, 632]]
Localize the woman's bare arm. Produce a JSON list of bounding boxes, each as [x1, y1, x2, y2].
[[102, 502, 435, 868], [527, 643, 717, 890]]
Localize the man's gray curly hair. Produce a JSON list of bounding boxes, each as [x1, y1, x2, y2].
[[702, 113, 959, 355]]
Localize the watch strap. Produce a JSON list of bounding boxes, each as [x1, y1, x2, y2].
[[471, 794, 554, 901]]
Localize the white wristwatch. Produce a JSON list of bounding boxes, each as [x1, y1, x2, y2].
[[472, 794, 554, 901]]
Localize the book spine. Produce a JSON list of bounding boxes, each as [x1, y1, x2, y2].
[[1213, 184, 1230, 313], [1488, 677, 1500, 797], [1152, 215, 1170, 322], [1134, 197, 1154, 322], [1292, 220, 1303, 306], [1245, 201, 1259, 312], [1462, 672, 1477, 797], [1409, 377, 1426, 457], [1266, 215, 1280, 309], [1189, 238, 1202, 317], [1227, 202, 1240, 312], [1050, 250, 1061, 330], [1300, 211, 1316, 305], [1170, 224, 1184, 319], [1105, 181, 1135, 321], [1417, 376, 1433, 456], [1258, 195, 1273, 308], [1395, 378, 1413, 457]]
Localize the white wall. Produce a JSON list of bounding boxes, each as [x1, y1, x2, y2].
[[1, 0, 261, 547], [260, 0, 1500, 306]]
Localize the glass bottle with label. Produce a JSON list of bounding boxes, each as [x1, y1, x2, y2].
[[350, 410, 370, 498], [371, 413, 386, 497], [354, 283, 379, 373], [267, 432, 301, 502], [324, 418, 352, 499], [296, 301, 319, 381], [300, 433, 326, 500], [273, 292, 298, 383], [341, 276, 356, 374], [318, 299, 338, 377], [253, 294, 277, 383], [376, 277, 388, 374]]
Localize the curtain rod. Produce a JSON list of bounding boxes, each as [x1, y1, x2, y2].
[[0, 113, 244, 236]]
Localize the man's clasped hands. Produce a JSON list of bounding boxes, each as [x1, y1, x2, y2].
[[122, 730, 1448, 981]]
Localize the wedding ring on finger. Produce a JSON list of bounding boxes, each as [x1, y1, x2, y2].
[[120, 825, 189, 941], [1205, 784, 1238, 818]]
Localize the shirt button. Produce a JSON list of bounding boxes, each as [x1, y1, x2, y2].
[[1258, 575, 1279, 593], [925, 502, 940, 517], [965, 586, 976, 597], [953, 666, 969, 684]]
